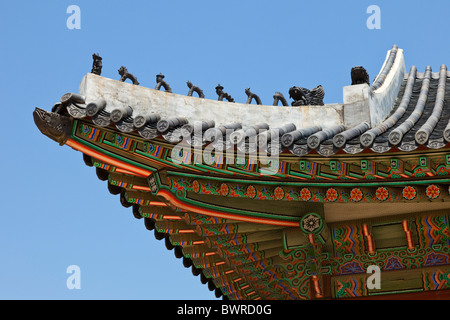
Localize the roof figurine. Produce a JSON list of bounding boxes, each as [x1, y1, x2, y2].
[[186, 81, 205, 98], [215, 84, 234, 102], [273, 92, 289, 106], [118, 66, 139, 85], [289, 85, 325, 106], [155, 73, 172, 93], [244, 88, 262, 105], [351, 66, 369, 85], [91, 53, 103, 76]]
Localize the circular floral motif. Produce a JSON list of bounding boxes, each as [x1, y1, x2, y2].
[[191, 180, 200, 193], [273, 187, 285, 200], [246, 185, 256, 199], [350, 188, 363, 202], [376, 187, 389, 201], [219, 183, 229, 196], [326, 188, 338, 202], [300, 188, 312, 201], [426, 185, 440, 199], [302, 214, 322, 233], [402, 186, 417, 200]]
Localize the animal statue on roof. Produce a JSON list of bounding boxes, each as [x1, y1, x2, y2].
[[289, 85, 325, 106], [351, 66, 370, 85], [186, 81, 205, 98], [91, 53, 103, 76], [215, 84, 234, 102], [118, 66, 139, 85], [155, 73, 172, 93], [245, 88, 262, 105], [273, 92, 289, 106]]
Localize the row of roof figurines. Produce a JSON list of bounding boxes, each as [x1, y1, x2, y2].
[[90, 53, 370, 108]]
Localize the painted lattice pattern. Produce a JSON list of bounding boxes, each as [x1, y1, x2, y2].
[[416, 214, 450, 247], [422, 268, 450, 291], [332, 224, 366, 257], [334, 275, 367, 298]]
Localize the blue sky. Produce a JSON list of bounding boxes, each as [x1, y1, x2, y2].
[[1, 0, 450, 300]]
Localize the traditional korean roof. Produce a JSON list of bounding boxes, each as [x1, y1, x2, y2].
[[52, 45, 450, 158], [33, 45, 450, 299]]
